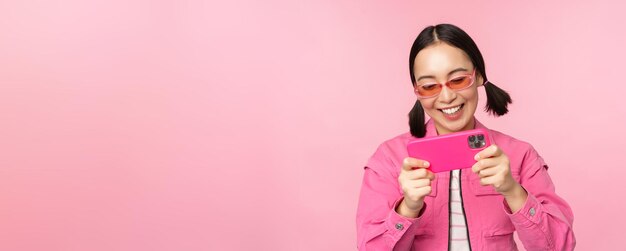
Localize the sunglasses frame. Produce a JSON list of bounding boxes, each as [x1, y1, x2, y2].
[[413, 69, 477, 99]]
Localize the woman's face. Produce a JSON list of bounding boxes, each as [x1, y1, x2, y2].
[[412, 42, 483, 135]]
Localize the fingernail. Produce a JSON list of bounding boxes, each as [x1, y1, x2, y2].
[[474, 154, 480, 160], [424, 161, 430, 167]]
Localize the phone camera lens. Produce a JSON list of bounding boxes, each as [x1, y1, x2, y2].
[[477, 134, 484, 141], [469, 135, 476, 142]]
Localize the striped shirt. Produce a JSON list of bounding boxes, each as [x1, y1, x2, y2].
[[449, 169, 470, 250]]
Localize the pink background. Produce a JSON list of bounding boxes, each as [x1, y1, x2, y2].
[[1, 0, 624, 250]]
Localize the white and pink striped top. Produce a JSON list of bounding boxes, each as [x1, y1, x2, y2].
[[449, 169, 470, 250]]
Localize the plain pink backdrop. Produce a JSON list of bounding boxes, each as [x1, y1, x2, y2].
[[1, 0, 625, 250]]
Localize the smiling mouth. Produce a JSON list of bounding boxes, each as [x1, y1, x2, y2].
[[438, 104, 464, 115]]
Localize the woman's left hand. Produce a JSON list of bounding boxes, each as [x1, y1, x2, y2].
[[471, 145, 520, 196]]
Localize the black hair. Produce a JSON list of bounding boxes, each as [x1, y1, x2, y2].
[[408, 23, 512, 138]]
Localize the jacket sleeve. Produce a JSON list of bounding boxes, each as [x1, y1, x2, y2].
[[503, 147, 576, 250], [356, 146, 427, 251]]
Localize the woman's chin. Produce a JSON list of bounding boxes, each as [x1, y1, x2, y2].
[[433, 115, 473, 134]]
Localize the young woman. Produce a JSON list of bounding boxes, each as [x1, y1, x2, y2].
[[356, 24, 575, 250]]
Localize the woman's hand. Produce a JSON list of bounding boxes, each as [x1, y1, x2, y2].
[[472, 145, 528, 212], [396, 157, 436, 218]]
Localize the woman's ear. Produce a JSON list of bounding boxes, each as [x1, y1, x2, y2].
[[477, 74, 485, 87]]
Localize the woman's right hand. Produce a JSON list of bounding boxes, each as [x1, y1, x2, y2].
[[396, 157, 436, 218]]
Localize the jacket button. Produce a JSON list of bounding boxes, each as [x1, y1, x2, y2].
[[395, 223, 404, 230], [529, 207, 536, 216]]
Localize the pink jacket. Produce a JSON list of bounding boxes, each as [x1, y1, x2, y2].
[[356, 119, 575, 250]]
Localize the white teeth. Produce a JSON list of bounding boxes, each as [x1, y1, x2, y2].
[[441, 105, 461, 115]]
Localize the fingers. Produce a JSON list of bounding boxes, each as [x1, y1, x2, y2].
[[399, 177, 432, 202], [476, 166, 498, 178], [470, 144, 517, 194], [407, 186, 433, 200], [405, 178, 431, 188], [474, 145, 502, 160], [425, 170, 435, 180], [403, 183, 433, 202], [405, 168, 436, 180], [479, 175, 499, 186], [477, 174, 510, 190], [402, 157, 430, 171], [471, 158, 499, 173], [399, 158, 436, 210]]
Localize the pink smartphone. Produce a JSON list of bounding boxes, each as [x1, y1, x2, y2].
[[406, 128, 491, 173]]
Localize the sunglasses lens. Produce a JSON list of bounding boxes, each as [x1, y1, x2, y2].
[[448, 76, 472, 90], [416, 83, 442, 97]]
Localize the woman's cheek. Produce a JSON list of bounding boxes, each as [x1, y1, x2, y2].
[[418, 99, 435, 110]]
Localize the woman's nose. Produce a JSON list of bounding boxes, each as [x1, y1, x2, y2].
[[437, 85, 456, 103]]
